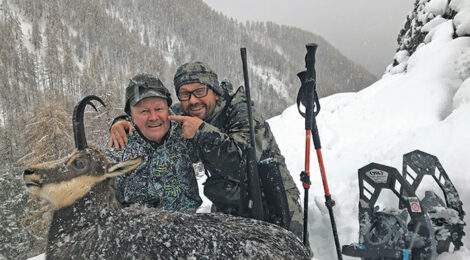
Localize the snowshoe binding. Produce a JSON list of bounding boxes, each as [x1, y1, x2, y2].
[[342, 150, 465, 260]]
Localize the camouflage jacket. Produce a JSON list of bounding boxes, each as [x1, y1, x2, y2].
[[105, 121, 202, 212], [173, 82, 302, 237], [188, 82, 298, 193]]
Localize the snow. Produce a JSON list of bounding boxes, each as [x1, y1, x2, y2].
[[425, 0, 448, 17], [453, 78, 470, 109], [267, 16, 470, 260], [27, 253, 45, 260], [450, 0, 470, 36], [195, 16, 469, 259], [422, 16, 447, 34], [27, 2, 470, 259], [251, 64, 289, 99]]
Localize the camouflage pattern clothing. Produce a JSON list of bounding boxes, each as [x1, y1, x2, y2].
[[106, 120, 202, 212], [173, 82, 304, 239]]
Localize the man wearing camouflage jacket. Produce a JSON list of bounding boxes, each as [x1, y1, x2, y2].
[[110, 63, 303, 239]]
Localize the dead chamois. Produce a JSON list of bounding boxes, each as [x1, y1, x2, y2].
[[23, 96, 310, 260]]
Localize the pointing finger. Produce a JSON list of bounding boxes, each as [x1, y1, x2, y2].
[[168, 115, 190, 122]]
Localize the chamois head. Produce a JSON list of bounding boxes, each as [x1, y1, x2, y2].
[[23, 96, 142, 209]]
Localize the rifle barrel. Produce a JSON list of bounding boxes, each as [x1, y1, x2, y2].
[[241, 47, 264, 221]]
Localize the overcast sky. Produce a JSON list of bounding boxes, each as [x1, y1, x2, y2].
[[202, 0, 414, 76]]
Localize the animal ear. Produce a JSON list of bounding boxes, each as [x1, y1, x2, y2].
[[105, 157, 142, 179]]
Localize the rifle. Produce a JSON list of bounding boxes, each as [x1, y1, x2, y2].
[[239, 48, 265, 221], [297, 43, 342, 259]]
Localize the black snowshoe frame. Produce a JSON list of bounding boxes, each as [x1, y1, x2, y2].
[[342, 150, 465, 260]]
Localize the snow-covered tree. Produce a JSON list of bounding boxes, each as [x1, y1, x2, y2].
[[19, 92, 73, 166]]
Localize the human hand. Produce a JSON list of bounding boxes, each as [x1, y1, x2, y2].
[[108, 121, 132, 148], [168, 115, 203, 139]]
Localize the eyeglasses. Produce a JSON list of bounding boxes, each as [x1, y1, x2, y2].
[[177, 86, 209, 101]]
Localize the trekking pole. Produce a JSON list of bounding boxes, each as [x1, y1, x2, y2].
[[240, 47, 265, 221], [296, 43, 342, 259]]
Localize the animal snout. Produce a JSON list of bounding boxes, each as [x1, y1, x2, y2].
[[24, 169, 36, 175], [23, 169, 42, 188]]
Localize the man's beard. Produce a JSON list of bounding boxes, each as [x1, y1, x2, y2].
[[186, 102, 209, 119]]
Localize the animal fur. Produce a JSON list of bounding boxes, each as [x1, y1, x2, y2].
[[24, 148, 310, 259]]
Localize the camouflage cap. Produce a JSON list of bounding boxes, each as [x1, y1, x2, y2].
[[125, 74, 172, 115], [173, 61, 221, 95]]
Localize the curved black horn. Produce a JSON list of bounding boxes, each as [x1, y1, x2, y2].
[[73, 95, 106, 150]]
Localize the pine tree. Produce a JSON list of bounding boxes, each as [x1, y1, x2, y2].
[[19, 92, 73, 165], [44, 23, 62, 94], [143, 25, 150, 47], [62, 43, 77, 96], [0, 124, 15, 166], [31, 18, 42, 50]]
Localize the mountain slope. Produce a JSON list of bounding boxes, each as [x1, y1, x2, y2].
[[269, 1, 470, 259], [5, 0, 376, 118]]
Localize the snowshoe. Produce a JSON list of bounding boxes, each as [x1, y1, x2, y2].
[[400, 150, 465, 253], [342, 150, 465, 259]]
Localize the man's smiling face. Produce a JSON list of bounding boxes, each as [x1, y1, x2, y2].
[[130, 97, 170, 142], [178, 82, 219, 120]]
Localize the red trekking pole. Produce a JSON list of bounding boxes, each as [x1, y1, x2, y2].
[[297, 43, 342, 259]]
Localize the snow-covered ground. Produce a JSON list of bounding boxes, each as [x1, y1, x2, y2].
[[197, 17, 470, 260], [268, 18, 470, 260]]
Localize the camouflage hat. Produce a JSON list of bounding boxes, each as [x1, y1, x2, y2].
[[173, 61, 221, 95], [125, 74, 172, 115]]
